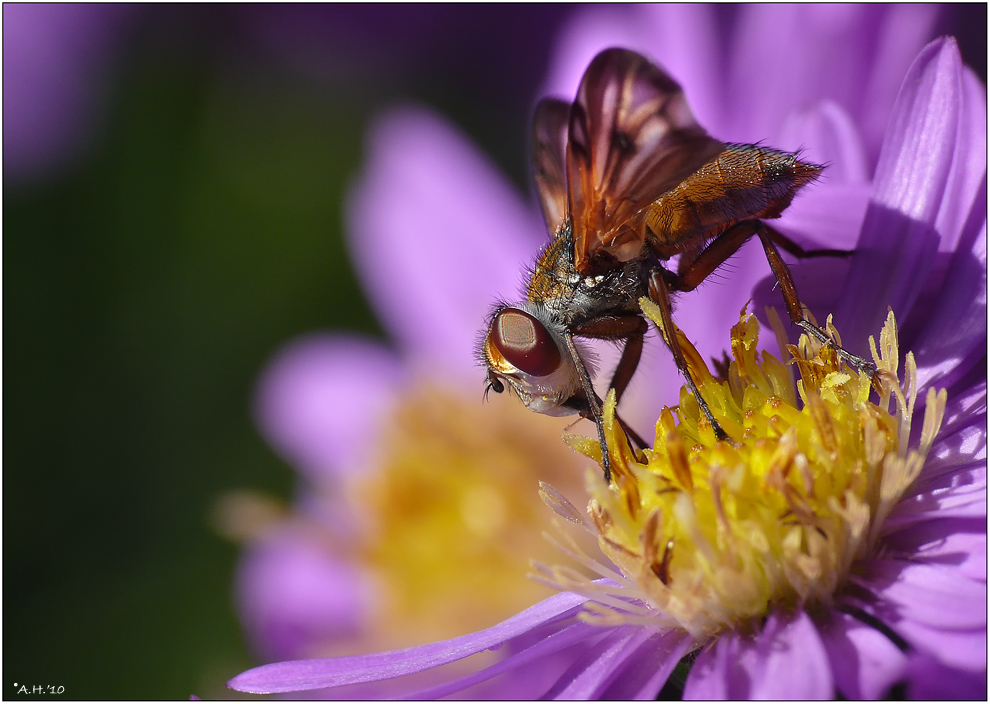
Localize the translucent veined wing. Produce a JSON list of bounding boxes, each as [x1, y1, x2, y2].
[[531, 98, 571, 237], [566, 48, 725, 275]]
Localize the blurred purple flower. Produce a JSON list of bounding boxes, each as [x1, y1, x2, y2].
[[3, 4, 134, 183], [229, 3, 985, 696], [235, 328, 592, 668]]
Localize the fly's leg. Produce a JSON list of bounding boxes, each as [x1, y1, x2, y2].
[[573, 315, 649, 405], [669, 219, 877, 380], [757, 225, 877, 378], [605, 326, 651, 450], [562, 331, 613, 482], [647, 269, 729, 442], [570, 315, 651, 480], [762, 225, 855, 259]]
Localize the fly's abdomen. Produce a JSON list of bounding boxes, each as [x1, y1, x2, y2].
[[645, 144, 822, 247]]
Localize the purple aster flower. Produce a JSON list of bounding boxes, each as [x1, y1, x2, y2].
[[231, 329, 595, 669], [228, 12, 985, 698]]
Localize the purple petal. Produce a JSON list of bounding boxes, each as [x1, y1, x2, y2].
[[936, 376, 989, 444], [855, 4, 944, 163], [253, 333, 403, 481], [664, 105, 871, 378], [685, 610, 833, 699], [913, 378, 987, 485], [771, 181, 871, 252], [228, 589, 588, 693], [235, 527, 371, 662], [893, 465, 987, 523], [931, 64, 987, 251], [890, 458, 986, 526], [906, 650, 988, 699], [747, 609, 834, 699], [541, 626, 658, 699], [883, 517, 987, 582], [542, 5, 725, 134], [836, 38, 964, 351], [856, 558, 986, 630], [728, 5, 844, 144], [401, 621, 608, 700], [599, 630, 695, 700], [776, 100, 870, 184], [768, 99, 872, 267], [682, 633, 734, 699], [817, 609, 908, 699], [674, 239, 774, 358], [908, 194, 986, 393], [345, 106, 544, 380], [744, 103, 872, 331], [728, 5, 940, 156], [894, 621, 986, 673], [897, 59, 986, 390], [887, 385, 987, 526], [840, 567, 986, 671], [749, 191, 870, 339]]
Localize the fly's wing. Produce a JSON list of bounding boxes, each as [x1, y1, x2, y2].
[[566, 48, 726, 275], [531, 98, 571, 237]]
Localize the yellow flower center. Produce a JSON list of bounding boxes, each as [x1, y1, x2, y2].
[[352, 382, 593, 648], [535, 305, 946, 642]]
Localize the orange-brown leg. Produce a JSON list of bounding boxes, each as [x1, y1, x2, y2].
[[562, 331, 614, 482], [761, 224, 855, 260], [573, 314, 648, 404], [668, 219, 876, 378], [572, 315, 651, 461], [667, 219, 761, 293], [647, 269, 730, 441], [757, 227, 877, 377]]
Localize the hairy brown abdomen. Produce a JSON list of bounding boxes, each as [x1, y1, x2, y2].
[[645, 144, 822, 249]]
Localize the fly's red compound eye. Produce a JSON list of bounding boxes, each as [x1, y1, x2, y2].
[[490, 308, 561, 377]]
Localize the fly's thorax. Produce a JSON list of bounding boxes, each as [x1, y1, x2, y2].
[[526, 233, 575, 303], [563, 260, 650, 326], [526, 236, 650, 327]]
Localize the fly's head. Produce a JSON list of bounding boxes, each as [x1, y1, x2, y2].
[[479, 301, 583, 417]]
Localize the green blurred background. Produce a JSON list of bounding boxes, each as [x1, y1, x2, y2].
[[3, 5, 986, 700]]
